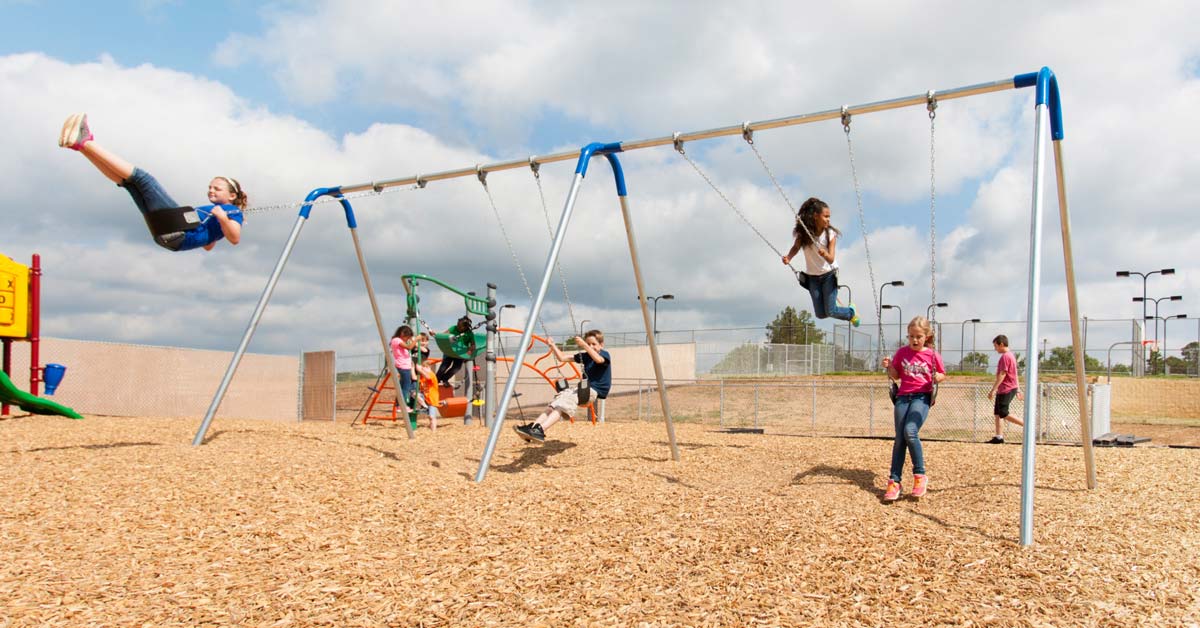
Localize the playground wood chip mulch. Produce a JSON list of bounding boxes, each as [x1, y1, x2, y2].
[[1, 415, 1197, 627]]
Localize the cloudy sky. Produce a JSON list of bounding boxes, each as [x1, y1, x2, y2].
[[2, 1, 1199, 365]]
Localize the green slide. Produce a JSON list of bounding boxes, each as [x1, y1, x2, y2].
[[0, 370, 83, 419]]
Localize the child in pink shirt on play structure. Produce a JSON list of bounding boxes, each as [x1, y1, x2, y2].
[[389, 326, 417, 410]]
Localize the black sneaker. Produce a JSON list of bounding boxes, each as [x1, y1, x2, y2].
[[513, 423, 542, 443], [986, 436, 1005, 444]]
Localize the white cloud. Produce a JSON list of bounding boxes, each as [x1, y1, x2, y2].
[[3, 1, 1200, 363]]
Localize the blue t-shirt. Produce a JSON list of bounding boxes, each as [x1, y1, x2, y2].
[[176, 204, 244, 251], [575, 349, 612, 398]]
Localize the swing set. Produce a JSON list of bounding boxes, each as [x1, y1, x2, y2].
[[190, 67, 1084, 546]]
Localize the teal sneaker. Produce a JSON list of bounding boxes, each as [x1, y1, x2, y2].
[[849, 302, 860, 328]]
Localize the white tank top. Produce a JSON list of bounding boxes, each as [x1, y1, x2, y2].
[[802, 230, 839, 275]]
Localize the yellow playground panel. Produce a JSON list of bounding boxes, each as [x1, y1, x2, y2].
[[0, 253, 30, 339]]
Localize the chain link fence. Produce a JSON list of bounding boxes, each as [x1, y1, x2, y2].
[[610, 317, 1197, 378], [330, 319, 1196, 427], [625, 377, 1096, 444]]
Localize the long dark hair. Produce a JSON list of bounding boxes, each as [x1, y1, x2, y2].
[[793, 197, 839, 249], [392, 325, 413, 339]]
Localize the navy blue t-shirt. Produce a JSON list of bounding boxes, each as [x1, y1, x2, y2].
[[177, 204, 244, 251], [575, 349, 611, 398]]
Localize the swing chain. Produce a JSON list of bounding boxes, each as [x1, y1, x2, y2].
[[842, 108, 883, 358], [529, 157, 579, 333], [927, 91, 938, 313], [743, 123, 807, 226], [673, 132, 799, 276], [241, 183, 420, 215], [478, 170, 551, 338]]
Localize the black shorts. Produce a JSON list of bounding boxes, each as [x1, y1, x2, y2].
[[994, 390, 1017, 417]]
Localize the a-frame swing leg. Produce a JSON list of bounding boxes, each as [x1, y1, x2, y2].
[[192, 189, 413, 445], [474, 143, 681, 483]]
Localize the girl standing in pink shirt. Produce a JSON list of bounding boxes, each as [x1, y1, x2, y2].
[[880, 316, 946, 501]]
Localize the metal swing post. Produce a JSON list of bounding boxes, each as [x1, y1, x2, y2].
[[1017, 67, 1086, 546], [484, 282, 498, 426], [192, 188, 413, 445], [1048, 103, 1095, 493]]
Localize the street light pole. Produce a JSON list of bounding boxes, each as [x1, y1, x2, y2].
[[879, 280, 904, 354], [1161, 314, 1187, 375], [881, 305, 902, 348], [839, 284, 853, 358], [1135, 295, 1183, 352], [498, 304, 517, 330], [1118, 268, 1175, 371], [638, 294, 674, 342], [926, 304, 949, 351], [960, 318, 981, 371]]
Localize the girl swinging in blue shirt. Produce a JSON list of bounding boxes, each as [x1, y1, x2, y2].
[[59, 113, 245, 252]]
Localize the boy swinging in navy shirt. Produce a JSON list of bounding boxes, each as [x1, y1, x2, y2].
[[514, 329, 611, 444]]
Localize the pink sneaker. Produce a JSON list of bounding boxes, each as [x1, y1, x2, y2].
[[59, 113, 93, 151], [883, 480, 902, 501], [911, 474, 929, 498]]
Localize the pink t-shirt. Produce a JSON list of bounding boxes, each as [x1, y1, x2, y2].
[[891, 345, 945, 395], [390, 337, 413, 370], [996, 350, 1019, 394]]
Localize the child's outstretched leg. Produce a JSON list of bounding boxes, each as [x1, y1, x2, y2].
[[60, 114, 134, 184], [815, 273, 858, 326], [513, 408, 563, 444]]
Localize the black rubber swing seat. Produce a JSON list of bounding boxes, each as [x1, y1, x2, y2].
[[889, 381, 938, 407], [144, 206, 202, 237]]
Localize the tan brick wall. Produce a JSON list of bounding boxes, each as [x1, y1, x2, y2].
[[5, 337, 298, 420], [1109, 377, 1200, 419]]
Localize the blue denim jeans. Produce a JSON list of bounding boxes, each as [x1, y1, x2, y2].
[[398, 368, 415, 404], [806, 271, 854, 321], [889, 392, 930, 482], [120, 168, 184, 250], [120, 168, 178, 214]]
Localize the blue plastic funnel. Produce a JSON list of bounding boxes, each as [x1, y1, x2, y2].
[[42, 363, 67, 395]]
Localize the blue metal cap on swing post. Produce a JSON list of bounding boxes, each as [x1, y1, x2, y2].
[[575, 142, 627, 196], [298, 186, 358, 228], [1013, 67, 1064, 141]]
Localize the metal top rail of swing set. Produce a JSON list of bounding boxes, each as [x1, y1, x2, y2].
[[192, 68, 1081, 547]]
